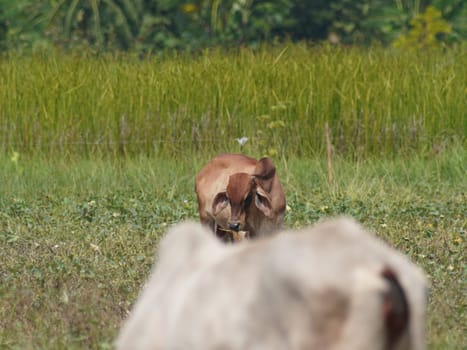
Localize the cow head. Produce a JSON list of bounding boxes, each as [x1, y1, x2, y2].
[[212, 157, 275, 234]]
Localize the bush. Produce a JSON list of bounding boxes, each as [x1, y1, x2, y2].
[[393, 5, 452, 49]]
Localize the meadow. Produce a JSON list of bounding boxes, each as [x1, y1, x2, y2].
[[0, 44, 465, 349]]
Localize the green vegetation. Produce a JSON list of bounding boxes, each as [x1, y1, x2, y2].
[[0, 42, 465, 348], [0, 147, 465, 349], [1, 45, 465, 158], [1, 0, 465, 51], [393, 5, 453, 49]]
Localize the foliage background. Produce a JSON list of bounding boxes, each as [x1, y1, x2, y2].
[[0, 0, 465, 52]]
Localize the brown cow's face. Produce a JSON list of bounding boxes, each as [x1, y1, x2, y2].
[[226, 173, 254, 231], [212, 172, 272, 235]]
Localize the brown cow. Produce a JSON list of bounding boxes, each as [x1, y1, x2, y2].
[[195, 153, 286, 242], [116, 217, 428, 350]]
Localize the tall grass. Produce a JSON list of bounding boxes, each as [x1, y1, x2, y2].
[[0, 44, 465, 158]]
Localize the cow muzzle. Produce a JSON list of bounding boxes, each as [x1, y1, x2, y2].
[[228, 222, 241, 231], [216, 226, 249, 243]]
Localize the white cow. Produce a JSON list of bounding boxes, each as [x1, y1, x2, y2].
[[116, 217, 428, 350]]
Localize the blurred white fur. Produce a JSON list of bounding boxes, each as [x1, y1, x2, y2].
[[116, 217, 428, 350]]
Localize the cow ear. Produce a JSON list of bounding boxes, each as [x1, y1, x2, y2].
[[381, 268, 409, 347], [255, 187, 273, 218], [212, 192, 229, 215], [254, 157, 276, 192]]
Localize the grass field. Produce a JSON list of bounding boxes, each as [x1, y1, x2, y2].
[[0, 44, 466, 349], [0, 44, 465, 158], [0, 147, 465, 349]]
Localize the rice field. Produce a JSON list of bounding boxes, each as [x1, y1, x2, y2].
[[0, 44, 465, 158]]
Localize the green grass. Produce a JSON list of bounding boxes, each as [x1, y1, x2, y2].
[[0, 147, 465, 349], [0, 44, 465, 158], [0, 44, 465, 348]]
